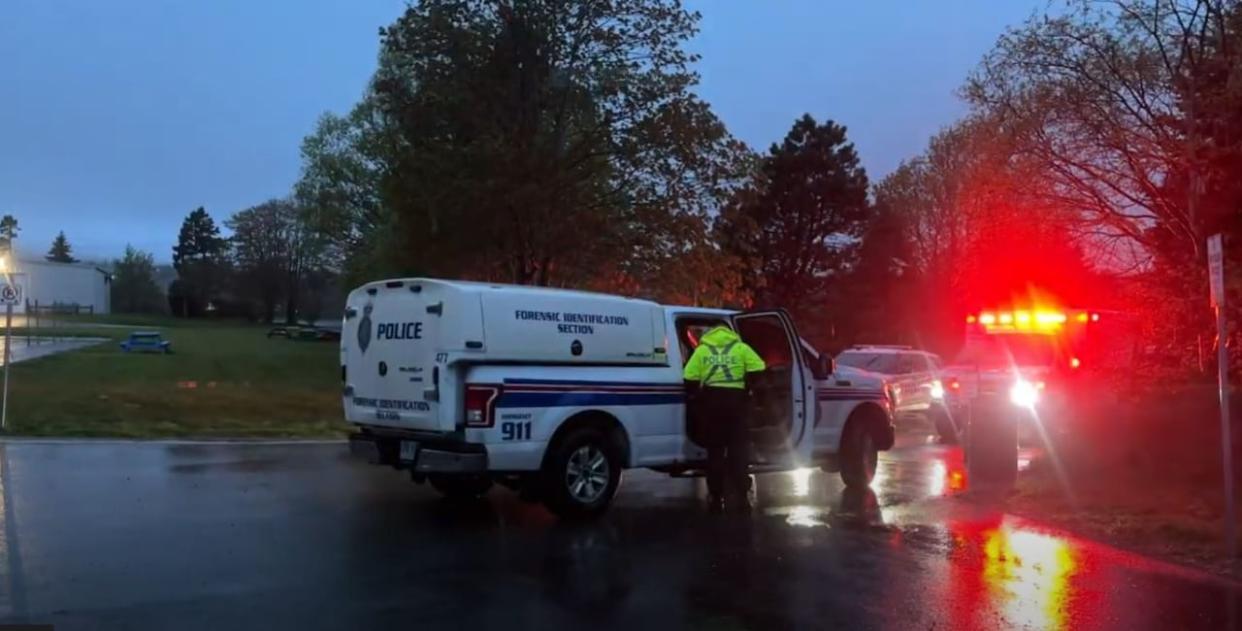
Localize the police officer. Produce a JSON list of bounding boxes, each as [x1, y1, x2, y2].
[[683, 325, 766, 512]]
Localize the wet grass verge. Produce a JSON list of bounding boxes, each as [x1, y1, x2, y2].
[[1006, 386, 1242, 579], [0, 318, 348, 438]]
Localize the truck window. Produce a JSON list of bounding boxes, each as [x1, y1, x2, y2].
[[735, 316, 793, 368], [895, 354, 918, 374], [675, 316, 729, 365], [906, 352, 937, 373], [836, 351, 899, 374]]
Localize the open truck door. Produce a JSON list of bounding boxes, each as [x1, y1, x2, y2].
[[731, 309, 815, 463]]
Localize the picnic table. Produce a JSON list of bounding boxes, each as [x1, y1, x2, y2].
[[120, 331, 172, 354]]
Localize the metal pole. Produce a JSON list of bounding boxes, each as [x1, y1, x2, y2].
[[2, 301, 11, 432], [1219, 301, 1235, 560]]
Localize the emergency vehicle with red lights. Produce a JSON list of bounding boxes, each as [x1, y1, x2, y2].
[[934, 306, 1128, 441], [341, 278, 894, 517]]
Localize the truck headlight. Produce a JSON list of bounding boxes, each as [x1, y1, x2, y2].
[[1009, 379, 1040, 409], [930, 380, 945, 399]]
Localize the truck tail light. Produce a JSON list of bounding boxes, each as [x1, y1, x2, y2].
[[464, 384, 501, 427]]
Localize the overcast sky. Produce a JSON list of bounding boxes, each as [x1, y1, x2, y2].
[[0, 1, 1041, 263]]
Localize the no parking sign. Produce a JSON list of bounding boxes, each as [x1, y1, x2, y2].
[[0, 282, 20, 305]]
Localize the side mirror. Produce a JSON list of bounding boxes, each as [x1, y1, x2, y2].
[[812, 354, 834, 380]]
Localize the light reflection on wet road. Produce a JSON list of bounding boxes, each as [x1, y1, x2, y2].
[[0, 437, 1237, 630]]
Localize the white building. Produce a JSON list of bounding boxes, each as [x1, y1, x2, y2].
[[7, 258, 111, 315]]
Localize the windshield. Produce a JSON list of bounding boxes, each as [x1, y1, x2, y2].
[[836, 351, 900, 374], [954, 335, 1060, 368]]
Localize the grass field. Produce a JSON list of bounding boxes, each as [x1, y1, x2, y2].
[[2, 317, 348, 438]]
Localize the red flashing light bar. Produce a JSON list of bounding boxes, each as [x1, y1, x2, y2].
[[966, 309, 1096, 333]]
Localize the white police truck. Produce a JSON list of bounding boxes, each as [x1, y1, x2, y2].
[[344, 278, 893, 517]]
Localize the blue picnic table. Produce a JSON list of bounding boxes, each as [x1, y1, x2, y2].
[[120, 331, 171, 354]]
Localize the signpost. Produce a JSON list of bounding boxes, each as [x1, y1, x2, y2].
[[1208, 233, 1234, 558], [0, 271, 20, 432], [0, 277, 19, 433]]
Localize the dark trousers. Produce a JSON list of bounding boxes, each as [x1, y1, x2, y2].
[[698, 387, 750, 499]]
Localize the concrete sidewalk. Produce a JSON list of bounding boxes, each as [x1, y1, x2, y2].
[[0, 337, 107, 365]]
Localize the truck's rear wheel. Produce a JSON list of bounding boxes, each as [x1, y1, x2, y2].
[[840, 421, 879, 488], [428, 474, 493, 500], [542, 426, 622, 519]]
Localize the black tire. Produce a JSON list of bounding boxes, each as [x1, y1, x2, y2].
[[965, 396, 1018, 490], [930, 406, 959, 444], [840, 419, 879, 488], [428, 474, 493, 500], [541, 426, 623, 519]]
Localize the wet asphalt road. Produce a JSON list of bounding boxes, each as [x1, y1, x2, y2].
[[0, 436, 1239, 631]]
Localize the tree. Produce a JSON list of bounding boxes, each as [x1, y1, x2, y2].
[[46, 231, 77, 263], [295, 100, 396, 287], [716, 114, 871, 331], [874, 117, 1100, 351], [111, 246, 165, 314], [171, 207, 229, 317], [298, 0, 741, 289], [965, 0, 1240, 272], [964, 0, 1242, 373], [227, 201, 289, 322], [0, 215, 18, 253], [227, 199, 327, 323], [833, 199, 917, 348]]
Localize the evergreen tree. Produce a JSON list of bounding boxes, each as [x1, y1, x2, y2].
[[0, 215, 19, 253], [46, 231, 77, 263], [171, 207, 229, 317], [717, 114, 871, 332]]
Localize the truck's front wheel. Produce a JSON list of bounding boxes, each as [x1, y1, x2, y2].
[[428, 474, 493, 500], [541, 426, 622, 519], [840, 421, 879, 488]]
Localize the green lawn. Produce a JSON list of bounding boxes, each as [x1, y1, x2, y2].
[[2, 318, 348, 438]]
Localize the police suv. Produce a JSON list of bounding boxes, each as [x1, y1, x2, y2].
[[343, 279, 893, 517]]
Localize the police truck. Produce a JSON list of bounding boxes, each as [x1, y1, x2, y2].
[[342, 279, 894, 517]]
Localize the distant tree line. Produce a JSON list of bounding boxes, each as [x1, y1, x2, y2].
[[876, 0, 1242, 377], [161, 204, 334, 323]]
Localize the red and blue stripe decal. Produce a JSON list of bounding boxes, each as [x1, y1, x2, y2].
[[497, 379, 685, 408]]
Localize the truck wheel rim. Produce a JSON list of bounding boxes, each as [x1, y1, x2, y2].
[[566, 445, 609, 503]]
